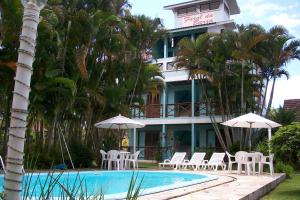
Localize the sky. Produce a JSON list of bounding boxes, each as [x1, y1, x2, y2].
[[129, 0, 300, 108]]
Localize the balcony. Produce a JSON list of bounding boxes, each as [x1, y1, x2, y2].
[[131, 101, 219, 119]]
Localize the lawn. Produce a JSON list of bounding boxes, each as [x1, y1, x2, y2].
[[262, 173, 300, 200], [138, 162, 158, 169]]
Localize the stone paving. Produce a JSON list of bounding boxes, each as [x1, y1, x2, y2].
[[139, 170, 285, 200]]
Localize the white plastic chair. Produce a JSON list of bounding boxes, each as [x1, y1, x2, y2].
[[236, 151, 252, 175], [159, 152, 186, 170], [201, 153, 226, 171], [125, 151, 141, 170], [100, 150, 108, 169], [0, 155, 5, 173], [259, 154, 274, 175], [180, 152, 206, 170], [107, 150, 120, 170], [226, 151, 237, 173]]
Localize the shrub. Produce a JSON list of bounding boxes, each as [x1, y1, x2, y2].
[[69, 141, 95, 168], [275, 160, 294, 178], [255, 139, 269, 155], [271, 122, 300, 167]]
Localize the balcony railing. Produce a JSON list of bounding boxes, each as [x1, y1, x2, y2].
[[131, 101, 219, 119]]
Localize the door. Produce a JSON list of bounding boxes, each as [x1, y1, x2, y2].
[[146, 93, 161, 118], [144, 131, 159, 160]]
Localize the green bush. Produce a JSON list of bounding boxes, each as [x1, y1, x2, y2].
[[255, 139, 269, 155], [275, 160, 294, 178], [69, 141, 95, 168], [271, 122, 300, 167]]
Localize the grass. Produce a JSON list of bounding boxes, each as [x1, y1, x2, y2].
[[262, 173, 300, 200], [138, 162, 158, 169]]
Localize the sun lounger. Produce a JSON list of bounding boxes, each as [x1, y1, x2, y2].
[[201, 152, 226, 171], [159, 152, 186, 170], [180, 152, 206, 170]]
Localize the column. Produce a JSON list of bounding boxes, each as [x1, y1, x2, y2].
[[164, 37, 167, 58], [163, 87, 166, 118], [191, 123, 195, 154], [133, 128, 136, 154], [192, 79, 195, 117], [191, 79, 195, 154], [161, 124, 166, 159]]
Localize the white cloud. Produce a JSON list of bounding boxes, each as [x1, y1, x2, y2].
[[239, 0, 300, 17], [267, 75, 300, 108], [268, 13, 300, 36]]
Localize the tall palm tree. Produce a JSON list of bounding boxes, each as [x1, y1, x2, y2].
[[265, 26, 300, 116], [4, 1, 45, 199], [176, 33, 228, 151]]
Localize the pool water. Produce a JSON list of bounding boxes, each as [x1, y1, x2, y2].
[[0, 170, 217, 199]]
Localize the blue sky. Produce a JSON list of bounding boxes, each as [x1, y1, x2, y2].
[[130, 0, 300, 108]]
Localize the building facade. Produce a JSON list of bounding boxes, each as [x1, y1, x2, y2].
[[283, 99, 300, 122], [129, 0, 240, 160]]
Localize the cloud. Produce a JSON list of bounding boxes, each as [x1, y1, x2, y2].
[[267, 75, 300, 108], [238, 0, 300, 17], [268, 13, 300, 36]]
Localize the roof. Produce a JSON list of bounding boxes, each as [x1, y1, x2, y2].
[[283, 99, 300, 122], [164, 0, 240, 15]]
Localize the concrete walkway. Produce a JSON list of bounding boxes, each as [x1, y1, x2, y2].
[[140, 170, 285, 200]]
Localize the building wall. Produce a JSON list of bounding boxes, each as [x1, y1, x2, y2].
[[284, 99, 300, 122]]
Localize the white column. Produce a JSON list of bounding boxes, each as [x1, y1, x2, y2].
[[133, 128, 136, 154], [164, 37, 167, 58], [268, 128, 272, 155]]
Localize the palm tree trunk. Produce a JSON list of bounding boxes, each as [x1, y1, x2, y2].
[[241, 62, 245, 114], [266, 76, 276, 117], [217, 83, 232, 147], [198, 77, 227, 151], [260, 78, 269, 115], [4, 3, 41, 199]]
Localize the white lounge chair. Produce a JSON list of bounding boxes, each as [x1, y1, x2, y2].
[[259, 154, 274, 175], [226, 151, 237, 172], [201, 153, 226, 171], [125, 151, 141, 170], [159, 152, 186, 170], [180, 152, 206, 170]]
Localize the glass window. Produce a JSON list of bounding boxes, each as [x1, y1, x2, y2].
[[187, 7, 197, 14], [178, 8, 186, 15], [210, 1, 220, 10], [200, 3, 209, 11]]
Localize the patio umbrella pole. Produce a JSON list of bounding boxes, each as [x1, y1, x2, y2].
[[249, 122, 253, 151]]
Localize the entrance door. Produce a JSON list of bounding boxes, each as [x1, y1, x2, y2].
[[146, 93, 161, 118], [144, 131, 159, 160]]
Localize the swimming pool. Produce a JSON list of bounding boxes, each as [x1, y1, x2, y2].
[[0, 170, 217, 199]]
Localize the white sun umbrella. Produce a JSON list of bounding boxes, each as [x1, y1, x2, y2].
[[221, 113, 281, 152], [94, 114, 145, 151]]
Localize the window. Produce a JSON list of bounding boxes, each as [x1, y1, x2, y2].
[[200, 4, 209, 11], [200, 1, 220, 12], [187, 7, 197, 13], [210, 1, 220, 10], [178, 8, 186, 15]]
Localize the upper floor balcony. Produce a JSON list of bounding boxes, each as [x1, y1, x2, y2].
[[131, 101, 219, 119]]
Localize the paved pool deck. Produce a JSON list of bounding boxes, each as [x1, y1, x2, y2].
[[139, 170, 285, 200]]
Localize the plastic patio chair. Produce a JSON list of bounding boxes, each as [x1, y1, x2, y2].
[[125, 151, 141, 170], [100, 149, 109, 169], [107, 150, 121, 170], [236, 151, 252, 175], [259, 154, 274, 175], [159, 152, 186, 170], [226, 151, 237, 173]]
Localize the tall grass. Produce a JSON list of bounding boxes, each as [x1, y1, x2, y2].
[[1, 170, 143, 200]]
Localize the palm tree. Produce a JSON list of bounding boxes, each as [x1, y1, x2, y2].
[[265, 26, 300, 116], [176, 33, 228, 151], [4, 1, 45, 199]]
